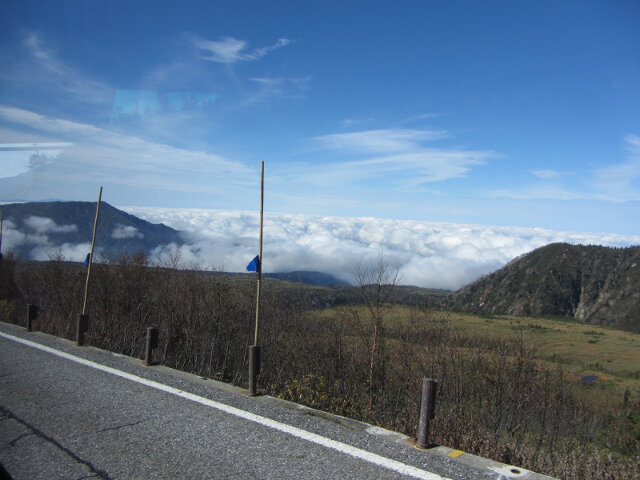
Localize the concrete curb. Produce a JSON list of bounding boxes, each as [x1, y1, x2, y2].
[[257, 393, 556, 480]]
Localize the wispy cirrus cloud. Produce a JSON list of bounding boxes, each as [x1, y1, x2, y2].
[[242, 76, 311, 105], [495, 135, 640, 203], [315, 129, 447, 153], [0, 105, 252, 204], [298, 150, 490, 189], [591, 134, 640, 202], [531, 169, 570, 179], [340, 118, 373, 128], [491, 185, 586, 201], [192, 36, 293, 63], [11, 33, 114, 108], [295, 128, 494, 188], [399, 113, 442, 125]]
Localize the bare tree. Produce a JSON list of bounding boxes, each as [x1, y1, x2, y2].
[[156, 245, 185, 270], [354, 253, 399, 412]]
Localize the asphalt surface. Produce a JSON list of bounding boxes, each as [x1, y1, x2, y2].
[[0, 321, 542, 480]]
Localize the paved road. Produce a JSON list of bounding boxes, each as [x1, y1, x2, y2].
[[0, 321, 537, 480]]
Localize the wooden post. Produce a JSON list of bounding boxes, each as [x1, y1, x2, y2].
[[416, 378, 438, 449], [27, 304, 38, 332], [248, 345, 260, 396], [76, 314, 88, 346], [248, 162, 264, 397], [144, 327, 159, 366]]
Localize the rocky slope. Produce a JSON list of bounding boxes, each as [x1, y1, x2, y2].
[[449, 243, 640, 332]]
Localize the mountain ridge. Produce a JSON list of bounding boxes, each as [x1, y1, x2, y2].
[[0, 201, 184, 261], [449, 242, 640, 332]]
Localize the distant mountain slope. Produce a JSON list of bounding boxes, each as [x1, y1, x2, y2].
[[264, 271, 349, 286], [449, 243, 640, 332], [1, 201, 183, 260]]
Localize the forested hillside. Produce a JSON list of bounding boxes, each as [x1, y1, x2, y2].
[[450, 243, 640, 332]]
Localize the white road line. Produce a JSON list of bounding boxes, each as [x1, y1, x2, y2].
[[0, 331, 451, 480]]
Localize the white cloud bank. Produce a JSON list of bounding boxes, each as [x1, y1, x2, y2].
[[3, 206, 638, 290], [111, 224, 143, 240], [1, 217, 88, 262], [121, 207, 640, 290], [23, 216, 77, 234]]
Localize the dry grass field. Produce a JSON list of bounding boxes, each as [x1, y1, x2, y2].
[[316, 305, 640, 404]]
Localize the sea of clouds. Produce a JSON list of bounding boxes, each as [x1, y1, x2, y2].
[[120, 207, 640, 290], [4, 207, 639, 290]]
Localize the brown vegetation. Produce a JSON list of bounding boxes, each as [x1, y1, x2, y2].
[[1, 254, 638, 479]]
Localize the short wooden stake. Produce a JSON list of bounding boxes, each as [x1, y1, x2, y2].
[[248, 345, 261, 396], [144, 327, 159, 366], [76, 314, 88, 346], [416, 378, 438, 449], [27, 304, 38, 332]]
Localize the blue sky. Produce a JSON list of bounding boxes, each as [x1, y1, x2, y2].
[[1, 0, 639, 235]]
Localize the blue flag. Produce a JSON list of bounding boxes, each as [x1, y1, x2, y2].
[[246, 255, 260, 272], [84, 253, 90, 266]]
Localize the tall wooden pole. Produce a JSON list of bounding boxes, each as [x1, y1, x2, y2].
[[248, 163, 264, 396], [82, 186, 102, 315], [0, 209, 3, 259], [254, 161, 264, 345]]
